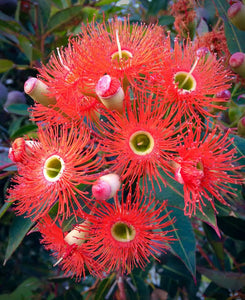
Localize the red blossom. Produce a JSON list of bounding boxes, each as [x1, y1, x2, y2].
[[38, 215, 102, 281], [86, 193, 175, 274], [153, 36, 231, 121], [99, 91, 184, 194], [171, 124, 243, 216], [7, 123, 103, 221]]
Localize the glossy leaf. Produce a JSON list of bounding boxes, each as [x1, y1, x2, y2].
[[0, 11, 23, 34], [197, 266, 245, 290], [147, 0, 168, 15], [154, 171, 218, 231], [95, 0, 119, 6], [4, 215, 34, 265], [217, 216, 245, 241], [158, 15, 175, 26], [229, 134, 245, 168], [10, 124, 38, 139], [127, 274, 150, 300], [157, 253, 192, 281], [0, 277, 41, 300], [203, 223, 225, 268], [46, 5, 97, 35], [94, 275, 116, 300], [204, 282, 230, 299], [0, 59, 15, 73], [5, 104, 29, 116], [161, 206, 196, 277], [0, 202, 12, 219], [18, 36, 32, 62]]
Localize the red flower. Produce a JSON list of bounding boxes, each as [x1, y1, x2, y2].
[[100, 91, 183, 194], [7, 123, 102, 221], [86, 193, 175, 274], [171, 124, 243, 216], [73, 16, 166, 92], [38, 17, 166, 115], [154, 36, 231, 121], [38, 215, 101, 281]]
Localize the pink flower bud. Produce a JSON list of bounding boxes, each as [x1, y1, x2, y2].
[[92, 173, 121, 201], [174, 167, 185, 184], [8, 138, 26, 163], [64, 222, 89, 246], [9, 138, 39, 163], [196, 47, 210, 58], [216, 90, 231, 99], [95, 75, 124, 113], [229, 52, 245, 78], [228, 2, 245, 31], [24, 77, 56, 107]]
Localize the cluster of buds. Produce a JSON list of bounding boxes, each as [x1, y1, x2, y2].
[[6, 17, 244, 280]]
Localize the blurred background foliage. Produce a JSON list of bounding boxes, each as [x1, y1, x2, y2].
[[1, 0, 245, 299]]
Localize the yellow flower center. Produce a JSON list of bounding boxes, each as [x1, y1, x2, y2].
[[174, 71, 197, 92], [111, 49, 133, 64], [111, 29, 133, 66], [129, 131, 154, 155], [111, 222, 136, 242], [43, 155, 65, 182]]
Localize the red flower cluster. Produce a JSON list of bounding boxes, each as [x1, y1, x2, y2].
[[6, 17, 243, 280]]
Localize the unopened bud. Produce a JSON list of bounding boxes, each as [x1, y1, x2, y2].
[[196, 47, 210, 58], [229, 52, 245, 78], [24, 77, 56, 107], [8, 138, 37, 163], [64, 222, 89, 246], [175, 167, 185, 184], [92, 173, 121, 201], [216, 90, 231, 99], [238, 116, 245, 136], [228, 2, 245, 31], [95, 75, 124, 113]]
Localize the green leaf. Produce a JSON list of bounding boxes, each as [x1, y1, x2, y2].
[[29, 0, 51, 34], [158, 253, 193, 281], [46, 5, 97, 34], [204, 282, 230, 299], [229, 134, 245, 168], [10, 124, 38, 139], [4, 215, 34, 265], [0, 277, 41, 300], [203, 223, 225, 268], [161, 206, 196, 277], [197, 266, 245, 290], [147, 0, 168, 15], [213, 0, 245, 53], [53, 288, 83, 300], [217, 216, 245, 241], [18, 36, 32, 62], [127, 274, 150, 300], [5, 103, 29, 116], [95, 0, 119, 6], [0, 59, 15, 73], [94, 275, 116, 300], [153, 171, 218, 231], [195, 202, 220, 237], [0, 11, 23, 33], [0, 202, 13, 219], [158, 15, 175, 26]]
